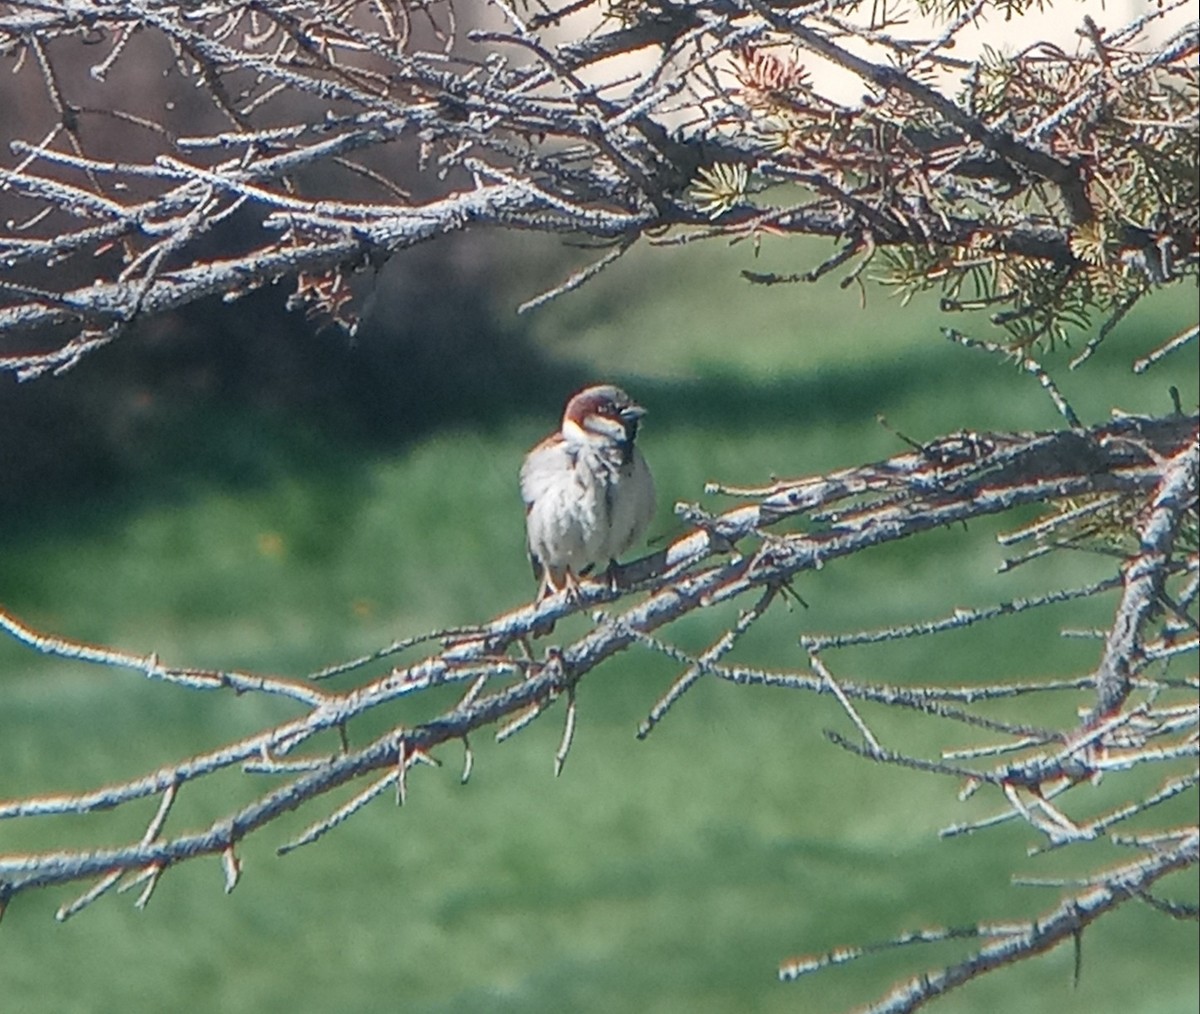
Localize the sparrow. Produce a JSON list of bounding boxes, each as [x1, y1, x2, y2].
[[520, 384, 656, 602]]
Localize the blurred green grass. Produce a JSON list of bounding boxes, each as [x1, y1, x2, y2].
[[1, 238, 1196, 1013]]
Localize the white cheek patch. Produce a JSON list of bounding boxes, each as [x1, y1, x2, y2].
[[562, 418, 590, 444], [566, 416, 624, 446]]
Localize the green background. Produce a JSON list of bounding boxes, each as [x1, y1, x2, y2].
[[2, 236, 1197, 1012]]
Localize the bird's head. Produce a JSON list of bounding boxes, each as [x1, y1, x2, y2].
[[561, 384, 646, 451]]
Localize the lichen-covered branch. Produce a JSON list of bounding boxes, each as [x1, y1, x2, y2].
[[2, 413, 1195, 1012], [782, 831, 1199, 1014], [1, 0, 1195, 375]]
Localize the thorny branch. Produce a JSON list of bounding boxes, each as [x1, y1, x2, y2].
[[1, 0, 1196, 376], [781, 832, 1199, 1014], [3, 412, 1197, 1013]]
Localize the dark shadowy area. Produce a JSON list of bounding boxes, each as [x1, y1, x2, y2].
[[0, 232, 577, 528], [0, 14, 578, 532]]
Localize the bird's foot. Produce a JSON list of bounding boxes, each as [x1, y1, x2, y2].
[[603, 559, 628, 594]]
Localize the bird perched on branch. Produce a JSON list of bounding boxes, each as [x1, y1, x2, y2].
[[520, 384, 656, 602]]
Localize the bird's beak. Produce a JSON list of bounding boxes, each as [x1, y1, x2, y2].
[[620, 404, 646, 424], [617, 403, 645, 444]]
